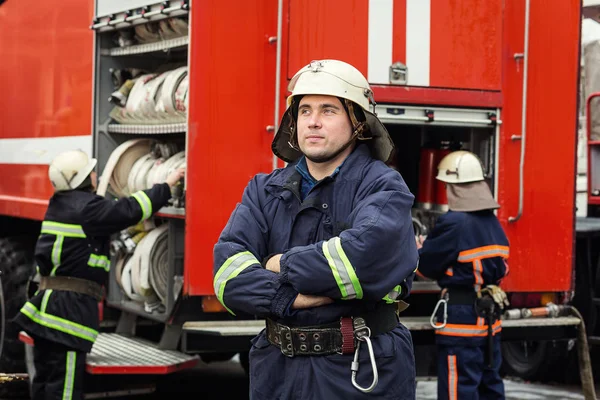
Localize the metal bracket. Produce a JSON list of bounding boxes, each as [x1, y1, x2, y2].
[[389, 62, 408, 85], [116, 311, 137, 336], [159, 324, 182, 350], [424, 109, 435, 122]]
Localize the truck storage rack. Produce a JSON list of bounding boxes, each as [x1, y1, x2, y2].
[[19, 332, 198, 374], [157, 206, 185, 219], [106, 123, 187, 135], [101, 36, 189, 57]]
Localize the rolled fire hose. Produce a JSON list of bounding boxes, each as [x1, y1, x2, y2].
[[114, 253, 130, 292], [127, 154, 158, 193], [125, 74, 157, 122], [157, 67, 187, 115], [134, 22, 161, 43], [168, 17, 189, 36], [146, 151, 185, 189], [96, 139, 154, 197], [175, 75, 189, 113], [148, 225, 170, 304], [139, 72, 169, 120], [131, 224, 167, 298], [120, 254, 145, 303], [158, 19, 180, 40], [111, 66, 188, 124]]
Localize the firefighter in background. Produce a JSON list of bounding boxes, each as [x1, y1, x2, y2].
[[416, 150, 509, 400], [213, 60, 418, 399], [14, 149, 184, 400]]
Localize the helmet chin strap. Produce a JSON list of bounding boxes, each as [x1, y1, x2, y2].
[[289, 99, 372, 164]]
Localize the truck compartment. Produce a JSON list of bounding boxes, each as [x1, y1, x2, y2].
[[378, 104, 498, 238]]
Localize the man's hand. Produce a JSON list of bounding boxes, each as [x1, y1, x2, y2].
[[165, 168, 186, 187], [415, 235, 425, 250], [265, 254, 282, 273], [292, 294, 333, 309]]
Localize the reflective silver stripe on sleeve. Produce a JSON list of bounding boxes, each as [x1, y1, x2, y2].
[[383, 284, 402, 304], [41, 221, 86, 238], [322, 237, 363, 300], [132, 191, 152, 221], [88, 254, 110, 272], [213, 251, 260, 315]]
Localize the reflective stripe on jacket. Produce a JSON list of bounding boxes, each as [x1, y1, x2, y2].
[[213, 145, 419, 326], [15, 183, 171, 352], [418, 210, 509, 342]]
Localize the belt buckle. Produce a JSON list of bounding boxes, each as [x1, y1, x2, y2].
[[279, 325, 294, 357]]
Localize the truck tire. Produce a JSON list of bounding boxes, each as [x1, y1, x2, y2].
[[0, 237, 35, 373], [501, 340, 568, 382]]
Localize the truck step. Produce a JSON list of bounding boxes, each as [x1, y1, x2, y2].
[[181, 315, 581, 335], [19, 332, 198, 375]]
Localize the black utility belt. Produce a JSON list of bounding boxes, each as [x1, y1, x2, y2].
[[265, 304, 398, 357], [445, 288, 478, 305]]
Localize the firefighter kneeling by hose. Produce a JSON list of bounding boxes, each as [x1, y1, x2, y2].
[[417, 150, 510, 400]]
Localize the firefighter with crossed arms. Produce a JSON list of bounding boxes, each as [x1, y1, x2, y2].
[[14, 149, 184, 400], [417, 150, 510, 400], [213, 59, 419, 399]]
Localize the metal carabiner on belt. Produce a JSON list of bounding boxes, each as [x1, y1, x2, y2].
[[430, 292, 448, 329], [350, 317, 379, 393]]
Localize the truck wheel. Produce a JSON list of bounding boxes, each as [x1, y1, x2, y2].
[[501, 340, 567, 382], [0, 237, 35, 373]]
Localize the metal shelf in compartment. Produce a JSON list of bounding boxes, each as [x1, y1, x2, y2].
[[107, 123, 186, 135], [101, 36, 189, 57]]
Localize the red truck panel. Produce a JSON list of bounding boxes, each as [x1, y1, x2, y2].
[[498, 0, 580, 292], [0, 1, 93, 140], [184, 0, 278, 295], [287, 0, 502, 91], [0, 0, 94, 220]]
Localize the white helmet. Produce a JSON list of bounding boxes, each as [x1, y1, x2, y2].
[[48, 150, 97, 192], [273, 59, 394, 163], [436, 150, 485, 184]]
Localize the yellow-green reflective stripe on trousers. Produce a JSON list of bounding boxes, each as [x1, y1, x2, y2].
[[62, 351, 76, 400], [214, 251, 259, 314], [20, 302, 98, 342], [322, 237, 363, 300], [41, 221, 86, 238]]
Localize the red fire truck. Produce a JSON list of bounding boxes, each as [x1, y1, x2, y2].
[[0, 0, 595, 392]]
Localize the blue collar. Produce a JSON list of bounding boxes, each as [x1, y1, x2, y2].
[[294, 156, 346, 200]]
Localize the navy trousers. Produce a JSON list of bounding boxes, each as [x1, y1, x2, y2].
[[249, 323, 416, 399], [436, 336, 504, 400], [31, 335, 86, 400]]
